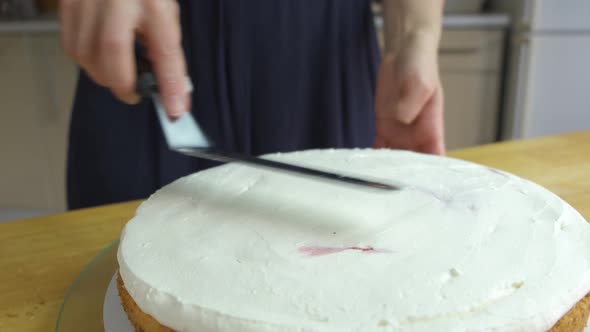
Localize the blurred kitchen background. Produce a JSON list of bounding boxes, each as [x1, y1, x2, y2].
[[0, 0, 589, 221]]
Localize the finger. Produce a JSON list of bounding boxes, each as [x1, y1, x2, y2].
[[141, 0, 189, 118], [430, 86, 446, 155], [58, 0, 80, 59], [396, 74, 433, 125], [373, 136, 387, 149], [418, 137, 445, 155], [76, 0, 109, 86], [374, 114, 412, 151], [417, 87, 445, 155], [98, 1, 141, 104], [75, 0, 100, 64], [418, 140, 445, 155]]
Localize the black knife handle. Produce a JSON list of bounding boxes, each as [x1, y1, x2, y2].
[[136, 53, 158, 98]]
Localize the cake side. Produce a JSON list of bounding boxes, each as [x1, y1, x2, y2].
[[117, 273, 174, 332], [551, 291, 590, 332], [117, 274, 590, 332]]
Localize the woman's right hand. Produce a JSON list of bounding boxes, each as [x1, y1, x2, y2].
[[59, 0, 190, 118]]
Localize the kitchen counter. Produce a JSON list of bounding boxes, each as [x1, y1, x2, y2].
[[1, 13, 510, 33], [1, 131, 589, 331]]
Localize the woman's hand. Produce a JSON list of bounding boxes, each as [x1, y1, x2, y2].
[[375, 0, 445, 155], [59, 0, 189, 118], [373, 36, 445, 155]]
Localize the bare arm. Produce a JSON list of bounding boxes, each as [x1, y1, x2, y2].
[[381, 0, 443, 55]]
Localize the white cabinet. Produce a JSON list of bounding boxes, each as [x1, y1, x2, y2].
[[518, 34, 590, 138], [0, 32, 76, 213], [491, 0, 590, 140], [439, 29, 505, 149], [531, 0, 590, 31], [0, 34, 49, 211], [30, 33, 77, 211]]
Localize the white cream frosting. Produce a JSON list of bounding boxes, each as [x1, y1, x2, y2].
[[117, 149, 590, 332]]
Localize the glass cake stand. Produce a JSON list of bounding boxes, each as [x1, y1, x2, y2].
[[55, 240, 121, 332]]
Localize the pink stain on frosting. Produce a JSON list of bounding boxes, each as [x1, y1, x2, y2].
[[299, 245, 390, 257]]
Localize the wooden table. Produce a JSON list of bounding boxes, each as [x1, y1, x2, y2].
[[1, 131, 589, 332]]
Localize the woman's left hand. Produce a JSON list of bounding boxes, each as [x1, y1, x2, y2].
[[373, 37, 445, 155]]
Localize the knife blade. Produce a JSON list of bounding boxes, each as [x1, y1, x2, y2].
[[136, 55, 398, 191], [174, 147, 398, 191]]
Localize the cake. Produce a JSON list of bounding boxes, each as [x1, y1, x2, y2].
[[117, 149, 590, 331]]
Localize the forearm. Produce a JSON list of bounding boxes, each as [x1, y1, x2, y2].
[[381, 0, 444, 54]]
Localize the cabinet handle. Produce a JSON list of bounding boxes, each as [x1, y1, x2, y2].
[[439, 47, 479, 55]]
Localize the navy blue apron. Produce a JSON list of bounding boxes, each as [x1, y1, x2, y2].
[[66, 0, 380, 209]]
